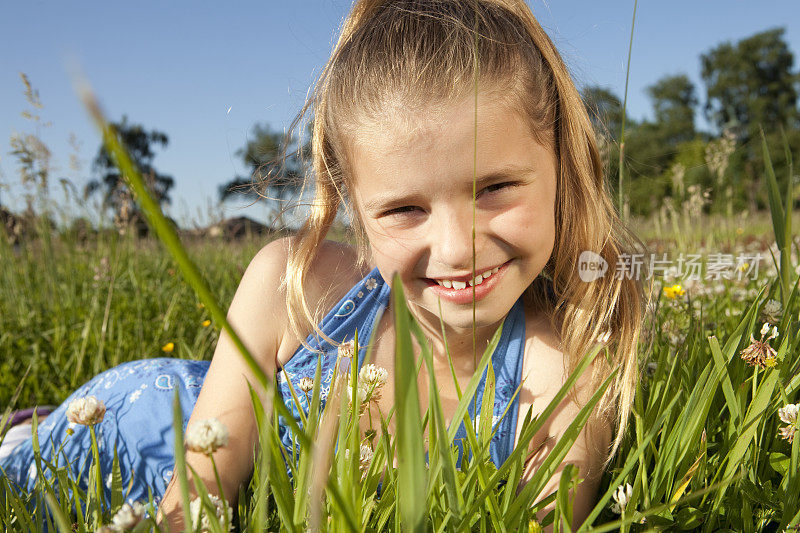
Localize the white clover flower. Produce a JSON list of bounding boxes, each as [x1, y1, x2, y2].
[[760, 322, 771, 337], [359, 443, 374, 467], [66, 396, 106, 426], [778, 425, 796, 442], [762, 299, 783, 322], [338, 339, 355, 360], [770, 326, 779, 340], [610, 482, 633, 514], [110, 501, 145, 530], [779, 404, 799, 425], [345, 444, 375, 471], [359, 364, 388, 388], [189, 494, 233, 532], [185, 418, 229, 455], [347, 380, 370, 404], [297, 377, 314, 393]]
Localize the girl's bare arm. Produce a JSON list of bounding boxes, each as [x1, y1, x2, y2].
[[157, 238, 292, 531], [156, 238, 361, 530], [519, 359, 613, 532], [522, 408, 611, 531]]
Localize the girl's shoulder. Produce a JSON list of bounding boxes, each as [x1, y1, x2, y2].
[[252, 236, 365, 299], [261, 237, 368, 367]]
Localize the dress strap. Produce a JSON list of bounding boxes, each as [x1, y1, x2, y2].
[[277, 268, 389, 408], [281, 268, 390, 365], [489, 297, 526, 466], [451, 297, 526, 469]]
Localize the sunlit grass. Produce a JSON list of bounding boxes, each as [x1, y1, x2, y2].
[[2, 73, 800, 533]]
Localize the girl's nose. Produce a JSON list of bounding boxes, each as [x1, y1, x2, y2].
[[430, 207, 476, 270]]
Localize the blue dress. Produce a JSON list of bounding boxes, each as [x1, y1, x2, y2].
[[0, 268, 525, 505]]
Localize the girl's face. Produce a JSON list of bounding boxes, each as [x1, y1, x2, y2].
[[349, 91, 557, 334]]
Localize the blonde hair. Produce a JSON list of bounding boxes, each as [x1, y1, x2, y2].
[[275, 0, 646, 469]]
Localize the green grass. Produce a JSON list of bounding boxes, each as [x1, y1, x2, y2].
[[2, 78, 800, 532], [0, 233, 262, 408], [3, 215, 799, 531]]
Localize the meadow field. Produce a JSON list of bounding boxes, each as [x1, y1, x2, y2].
[[2, 189, 800, 532], [1, 90, 800, 532]]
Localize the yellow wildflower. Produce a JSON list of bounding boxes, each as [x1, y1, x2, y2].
[[663, 284, 685, 299], [162, 342, 175, 353], [201, 319, 211, 327]]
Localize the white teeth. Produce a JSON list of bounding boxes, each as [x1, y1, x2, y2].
[[435, 265, 503, 290]]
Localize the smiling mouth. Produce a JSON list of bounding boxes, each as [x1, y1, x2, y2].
[[423, 260, 510, 290]]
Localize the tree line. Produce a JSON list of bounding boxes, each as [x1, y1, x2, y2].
[[585, 27, 799, 217], [77, 27, 800, 228]]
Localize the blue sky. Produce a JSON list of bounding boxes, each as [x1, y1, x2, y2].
[[1, 1, 798, 227]]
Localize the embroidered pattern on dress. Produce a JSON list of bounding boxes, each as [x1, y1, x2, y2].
[[155, 375, 174, 390], [334, 299, 356, 317]]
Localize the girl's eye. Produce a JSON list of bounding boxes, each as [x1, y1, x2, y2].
[[480, 182, 517, 195], [382, 206, 420, 217]]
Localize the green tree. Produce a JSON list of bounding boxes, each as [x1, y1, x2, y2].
[[620, 74, 701, 215], [219, 122, 308, 228], [582, 86, 626, 140], [700, 27, 799, 211], [701, 27, 799, 140], [84, 115, 174, 221], [581, 86, 629, 195], [647, 73, 698, 145]]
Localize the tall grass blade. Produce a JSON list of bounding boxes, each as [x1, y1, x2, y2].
[[462, 343, 604, 526], [392, 274, 427, 532], [618, 0, 638, 222], [508, 367, 617, 523], [409, 321, 463, 521], [446, 324, 503, 443], [75, 80, 268, 390], [171, 389, 193, 532], [708, 336, 743, 425], [761, 129, 789, 302], [578, 394, 680, 531], [554, 463, 578, 532], [43, 493, 72, 533]]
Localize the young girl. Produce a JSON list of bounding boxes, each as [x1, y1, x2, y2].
[[1, 0, 645, 529]]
